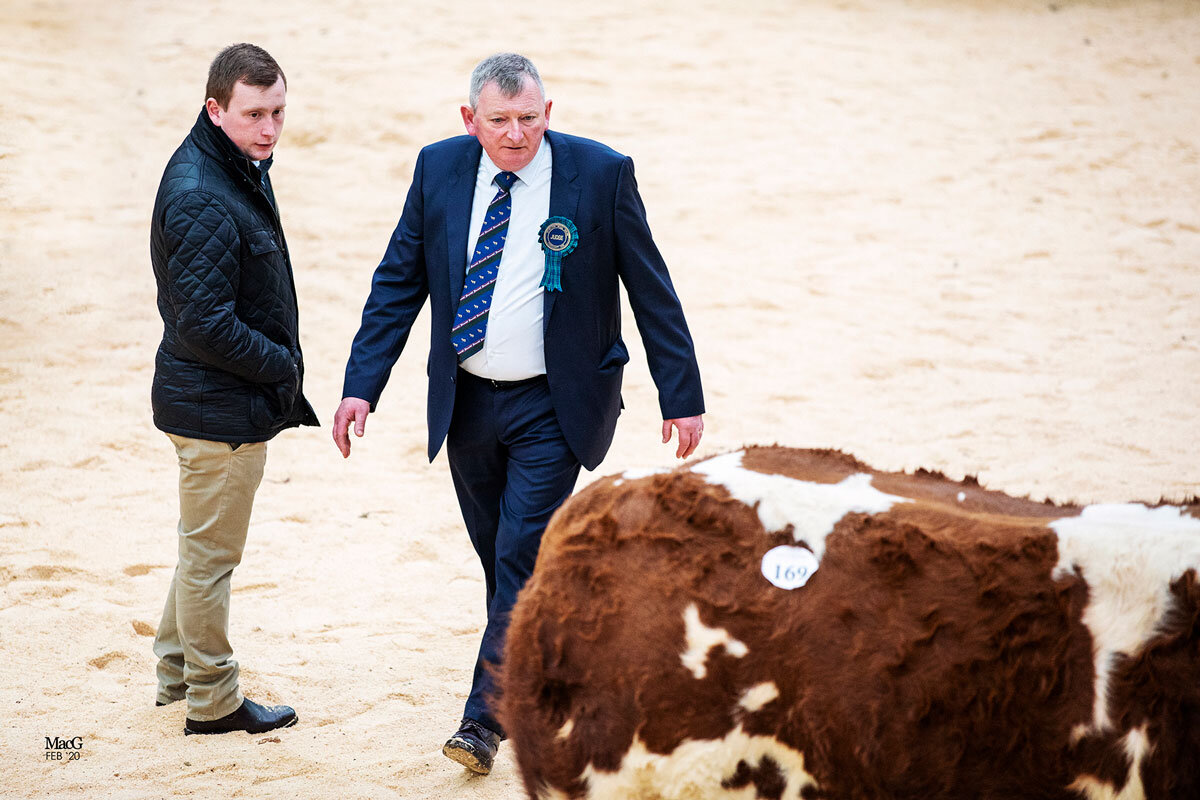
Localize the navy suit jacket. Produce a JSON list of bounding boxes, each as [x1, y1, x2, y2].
[[342, 130, 704, 470]]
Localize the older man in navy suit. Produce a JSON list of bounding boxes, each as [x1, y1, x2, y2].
[[333, 53, 704, 774]]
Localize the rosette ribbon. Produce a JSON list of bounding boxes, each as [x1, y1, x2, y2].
[[538, 216, 579, 292]]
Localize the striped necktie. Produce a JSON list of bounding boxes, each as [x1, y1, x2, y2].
[[452, 170, 518, 361]]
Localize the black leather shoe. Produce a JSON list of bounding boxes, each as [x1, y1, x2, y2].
[[184, 698, 297, 736], [443, 718, 501, 774]]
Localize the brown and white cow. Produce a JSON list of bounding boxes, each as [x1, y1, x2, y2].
[[499, 447, 1200, 800]]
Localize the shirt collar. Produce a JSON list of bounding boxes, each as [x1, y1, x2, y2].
[[478, 136, 551, 187]]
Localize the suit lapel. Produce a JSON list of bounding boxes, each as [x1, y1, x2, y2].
[[446, 139, 482, 303], [545, 131, 580, 333]]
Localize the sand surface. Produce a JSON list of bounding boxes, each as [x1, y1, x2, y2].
[[2, 0, 1198, 797]]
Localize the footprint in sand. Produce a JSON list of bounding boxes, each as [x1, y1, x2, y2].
[[403, 540, 438, 561], [123, 564, 167, 577], [88, 651, 134, 670], [22, 565, 86, 580], [24, 584, 75, 599], [233, 582, 278, 594], [386, 691, 421, 705]]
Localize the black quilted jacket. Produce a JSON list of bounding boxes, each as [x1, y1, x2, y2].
[[150, 109, 319, 442]]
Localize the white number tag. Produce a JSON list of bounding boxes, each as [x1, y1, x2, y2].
[[760, 545, 819, 590]]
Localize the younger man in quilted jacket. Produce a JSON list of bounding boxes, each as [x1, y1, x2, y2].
[[149, 43, 318, 736]]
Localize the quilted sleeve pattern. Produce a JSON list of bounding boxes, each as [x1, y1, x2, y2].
[[162, 192, 294, 384]]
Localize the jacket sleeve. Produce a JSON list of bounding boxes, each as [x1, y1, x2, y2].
[[162, 192, 294, 383], [342, 150, 430, 408], [613, 156, 705, 420]]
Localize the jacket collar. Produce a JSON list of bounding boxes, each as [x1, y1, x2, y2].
[[543, 130, 577, 185], [543, 130, 579, 331], [189, 108, 272, 187]]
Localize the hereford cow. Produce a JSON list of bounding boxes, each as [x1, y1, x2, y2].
[[499, 447, 1200, 800]]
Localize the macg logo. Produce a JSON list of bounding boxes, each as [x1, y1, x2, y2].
[[44, 736, 83, 761]]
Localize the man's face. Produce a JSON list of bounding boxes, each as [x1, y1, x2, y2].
[[206, 76, 286, 161], [461, 78, 552, 173]]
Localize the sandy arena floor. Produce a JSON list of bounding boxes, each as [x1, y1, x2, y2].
[[2, 1, 1198, 797]]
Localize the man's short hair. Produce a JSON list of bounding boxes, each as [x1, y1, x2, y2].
[[206, 43, 286, 109], [469, 53, 544, 109]]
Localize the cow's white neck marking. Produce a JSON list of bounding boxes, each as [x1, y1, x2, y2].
[[694, 451, 907, 560], [681, 603, 747, 680], [580, 727, 818, 800], [1052, 504, 1200, 733], [738, 682, 780, 713], [1067, 725, 1149, 800]]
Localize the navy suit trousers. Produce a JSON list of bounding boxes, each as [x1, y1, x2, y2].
[[446, 370, 581, 734]]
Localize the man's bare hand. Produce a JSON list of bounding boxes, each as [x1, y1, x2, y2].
[[662, 415, 703, 459], [333, 397, 371, 458]]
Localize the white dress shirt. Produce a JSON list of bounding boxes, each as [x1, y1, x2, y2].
[[459, 139, 552, 380]]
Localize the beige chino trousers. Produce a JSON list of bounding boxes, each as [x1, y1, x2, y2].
[[153, 433, 267, 720]]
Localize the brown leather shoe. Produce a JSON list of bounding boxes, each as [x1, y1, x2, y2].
[[442, 718, 501, 774]]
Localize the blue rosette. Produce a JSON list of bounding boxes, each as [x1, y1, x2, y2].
[[538, 216, 579, 292]]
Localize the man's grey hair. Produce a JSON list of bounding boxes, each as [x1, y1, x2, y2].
[[469, 53, 545, 109]]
